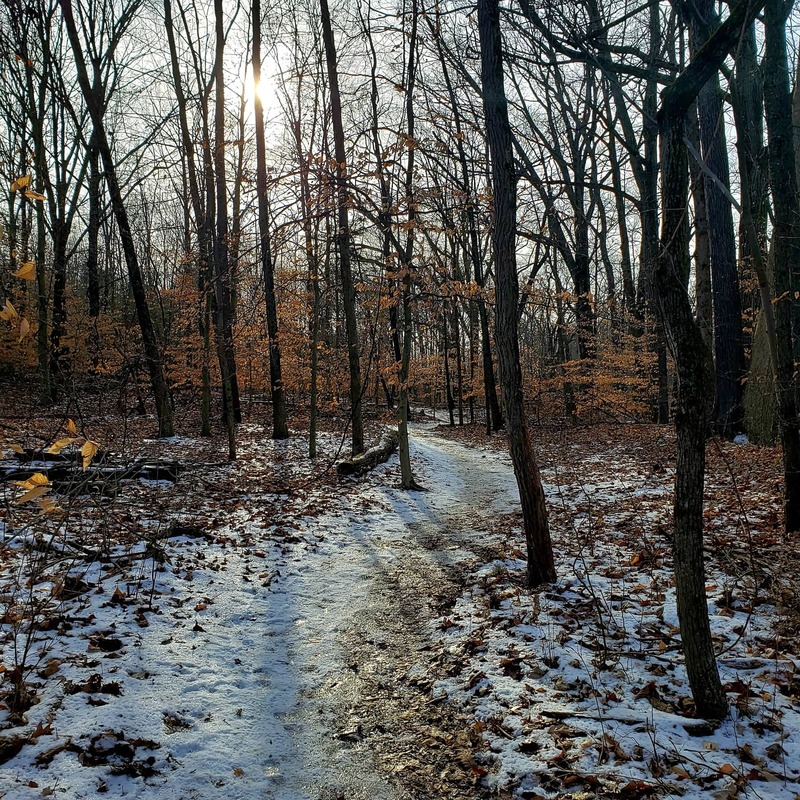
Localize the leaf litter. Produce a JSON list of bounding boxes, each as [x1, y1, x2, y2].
[[0, 414, 798, 800]]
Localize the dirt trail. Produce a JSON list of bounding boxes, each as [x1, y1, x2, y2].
[[0, 425, 517, 800], [261, 424, 517, 800]]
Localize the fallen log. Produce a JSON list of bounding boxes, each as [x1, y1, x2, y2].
[[1, 458, 183, 497], [337, 430, 399, 477]]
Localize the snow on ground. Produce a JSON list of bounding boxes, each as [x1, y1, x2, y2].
[[424, 428, 800, 799], [1, 422, 799, 800]]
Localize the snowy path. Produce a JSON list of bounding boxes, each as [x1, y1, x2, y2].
[[1, 426, 514, 800]]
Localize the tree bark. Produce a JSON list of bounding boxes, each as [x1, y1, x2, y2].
[[60, 0, 173, 437], [320, 0, 364, 456], [253, 0, 288, 440], [478, 0, 555, 588]]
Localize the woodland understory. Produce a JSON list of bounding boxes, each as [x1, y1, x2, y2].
[[4, 0, 800, 796], [0, 388, 799, 800]]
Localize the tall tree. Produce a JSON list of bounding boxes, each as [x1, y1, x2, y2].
[[654, 0, 765, 719], [213, 0, 237, 459], [320, 0, 364, 456], [478, 0, 555, 588], [688, 0, 746, 437], [59, 0, 174, 437], [252, 0, 288, 439], [762, 0, 800, 532]]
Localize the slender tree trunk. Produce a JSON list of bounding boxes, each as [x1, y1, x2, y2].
[[213, 0, 236, 459], [656, 111, 726, 719], [253, 0, 288, 439], [48, 230, 68, 399], [687, 105, 713, 352], [320, 0, 364, 456], [429, 16, 502, 432], [60, 0, 173, 437], [478, 0, 555, 588], [86, 141, 101, 319], [292, 115, 321, 457]]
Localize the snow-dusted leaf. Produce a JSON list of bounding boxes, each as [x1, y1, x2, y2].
[[48, 437, 76, 455]]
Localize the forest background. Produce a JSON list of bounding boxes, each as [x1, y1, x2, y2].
[[1, 0, 800, 737]]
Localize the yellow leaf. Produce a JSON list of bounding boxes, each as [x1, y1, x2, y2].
[[8, 444, 24, 454], [47, 437, 76, 455], [671, 766, 691, 779], [81, 440, 99, 470], [38, 496, 58, 512], [24, 189, 45, 202], [718, 764, 736, 775], [28, 472, 49, 486], [15, 485, 50, 505], [0, 299, 18, 321], [10, 175, 31, 192], [65, 418, 77, 435], [18, 317, 29, 341], [12, 261, 36, 281]]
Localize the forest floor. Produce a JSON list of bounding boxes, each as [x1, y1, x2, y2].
[[1, 400, 800, 800]]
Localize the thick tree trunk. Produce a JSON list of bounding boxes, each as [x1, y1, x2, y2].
[[478, 0, 555, 588], [689, 0, 745, 437], [652, 0, 766, 717], [763, 0, 800, 533], [60, 0, 173, 437]]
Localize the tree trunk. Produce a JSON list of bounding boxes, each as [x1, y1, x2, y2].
[[652, 0, 766, 717], [320, 0, 364, 456], [689, 0, 745, 437], [253, 0, 288, 440], [60, 0, 173, 437], [763, 0, 800, 533], [213, 0, 237, 458], [478, 0, 555, 588]]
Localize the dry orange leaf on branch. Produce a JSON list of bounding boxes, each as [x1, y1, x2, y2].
[[12, 261, 36, 281], [81, 440, 99, 469], [10, 175, 31, 192]]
